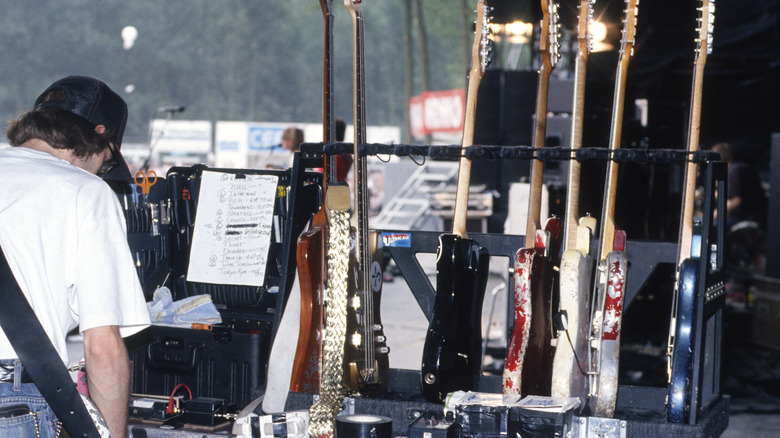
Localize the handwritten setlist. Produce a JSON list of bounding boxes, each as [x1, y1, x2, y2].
[[187, 171, 279, 286]]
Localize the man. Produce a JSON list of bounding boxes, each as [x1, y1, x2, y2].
[[712, 142, 768, 230], [0, 76, 150, 437]]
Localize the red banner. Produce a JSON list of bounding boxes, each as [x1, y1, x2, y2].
[[408, 89, 465, 137]]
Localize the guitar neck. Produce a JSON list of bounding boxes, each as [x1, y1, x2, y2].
[[562, 0, 593, 251], [677, 0, 712, 264], [597, 0, 637, 261], [348, 4, 370, 273], [452, 0, 490, 238], [321, 1, 337, 185], [562, 51, 588, 251], [525, 66, 552, 247], [525, 0, 559, 248], [451, 83, 478, 237]]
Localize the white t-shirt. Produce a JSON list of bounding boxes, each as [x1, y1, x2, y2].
[[0, 147, 150, 365]]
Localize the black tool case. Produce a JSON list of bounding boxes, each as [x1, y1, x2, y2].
[[112, 159, 321, 409]]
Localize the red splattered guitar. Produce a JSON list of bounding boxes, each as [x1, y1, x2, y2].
[[503, 0, 562, 396], [588, 0, 638, 418]]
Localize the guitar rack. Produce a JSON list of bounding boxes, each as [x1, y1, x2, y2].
[[293, 143, 728, 437]]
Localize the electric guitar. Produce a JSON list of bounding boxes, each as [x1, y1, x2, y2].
[[342, 0, 390, 397], [421, 0, 492, 404], [290, 0, 337, 395], [551, 0, 597, 405], [588, 0, 638, 418], [503, 0, 562, 397], [667, 0, 714, 423]]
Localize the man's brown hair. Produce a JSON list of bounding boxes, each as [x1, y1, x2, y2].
[[6, 108, 114, 159]]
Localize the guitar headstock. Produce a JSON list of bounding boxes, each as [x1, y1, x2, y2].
[[343, 0, 363, 16], [472, 0, 494, 79], [697, 0, 715, 56], [543, 0, 561, 67], [578, 0, 596, 53], [620, 0, 639, 57]]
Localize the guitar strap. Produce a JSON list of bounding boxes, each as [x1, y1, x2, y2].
[[309, 194, 350, 438], [0, 247, 101, 438]]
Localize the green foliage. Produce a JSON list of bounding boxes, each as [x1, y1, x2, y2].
[[0, 0, 471, 144]]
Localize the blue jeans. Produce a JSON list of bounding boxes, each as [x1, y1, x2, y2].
[[0, 361, 58, 438]]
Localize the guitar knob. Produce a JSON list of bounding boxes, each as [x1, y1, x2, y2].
[[376, 335, 386, 343], [380, 346, 390, 354], [424, 373, 436, 384]]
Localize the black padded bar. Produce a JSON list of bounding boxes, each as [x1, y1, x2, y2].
[[300, 142, 722, 164]]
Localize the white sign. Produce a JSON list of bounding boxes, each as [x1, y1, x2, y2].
[[150, 119, 212, 153], [187, 171, 278, 286]]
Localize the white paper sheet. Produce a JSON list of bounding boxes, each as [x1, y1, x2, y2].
[[186, 171, 279, 286]]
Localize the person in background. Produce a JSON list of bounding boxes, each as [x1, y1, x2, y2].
[[281, 126, 304, 169], [0, 75, 150, 438], [712, 142, 768, 231]]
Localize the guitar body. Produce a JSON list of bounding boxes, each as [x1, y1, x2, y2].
[[290, 211, 326, 393], [551, 242, 594, 403], [590, 242, 628, 417], [504, 217, 562, 396], [80, 393, 111, 438], [667, 257, 698, 423], [421, 234, 489, 403], [343, 230, 389, 397]]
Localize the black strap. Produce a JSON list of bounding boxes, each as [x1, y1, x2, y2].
[[0, 248, 100, 437]]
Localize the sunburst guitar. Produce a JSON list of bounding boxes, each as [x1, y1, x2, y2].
[[289, 0, 338, 395]]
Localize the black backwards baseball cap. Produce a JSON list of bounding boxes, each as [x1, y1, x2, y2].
[[33, 75, 132, 181]]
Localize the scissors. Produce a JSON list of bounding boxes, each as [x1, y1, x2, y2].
[[134, 170, 157, 195]]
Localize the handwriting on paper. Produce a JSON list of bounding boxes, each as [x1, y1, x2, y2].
[[187, 171, 278, 286]]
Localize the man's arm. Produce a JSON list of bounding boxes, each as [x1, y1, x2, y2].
[[83, 325, 130, 438]]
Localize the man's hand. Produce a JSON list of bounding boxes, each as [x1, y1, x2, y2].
[[83, 325, 130, 438]]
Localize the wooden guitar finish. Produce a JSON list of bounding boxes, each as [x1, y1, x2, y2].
[[342, 0, 389, 397], [551, 0, 597, 404], [421, 0, 492, 403], [290, 0, 337, 394], [503, 0, 561, 396], [668, 0, 714, 423], [589, 0, 638, 418]]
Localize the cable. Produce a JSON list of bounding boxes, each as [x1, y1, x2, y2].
[[166, 383, 192, 415], [565, 327, 589, 377], [554, 310, 588, 377]]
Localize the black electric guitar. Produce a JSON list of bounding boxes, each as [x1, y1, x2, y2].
[[551, 0, 597, 405], [503, 0, 561, 397], [342, 0, 390, 397], [667, 0, 714, 423], [588, 0, 638, 418], [421, 0, 492, 404], [290, 0, 337, 395]]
